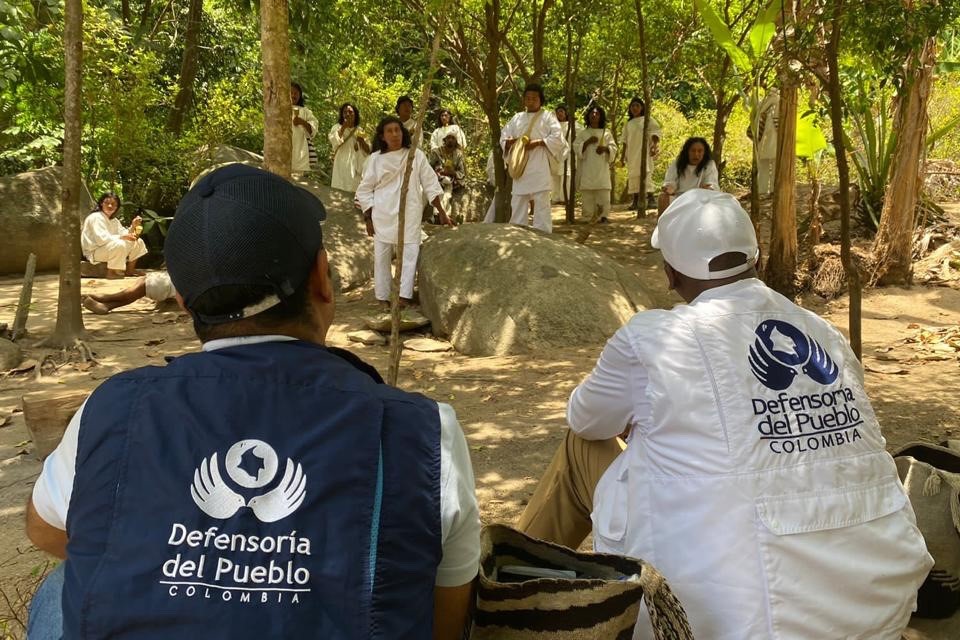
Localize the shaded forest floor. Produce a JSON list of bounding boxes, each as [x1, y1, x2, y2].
[[1, 202, 959, 638]]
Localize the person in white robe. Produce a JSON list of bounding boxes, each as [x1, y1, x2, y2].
[[328, 102, 371, 193], [356, 116, 453, 308], [751, 89, 779, 196], [500, 84, 566, 232], [290, 83, 319, 174], [429, 109, 467, 152], [550, 105, 572, 204], [430, 133, 467, 222], [81, 193, 148, 278], [658, 137, 719, 214], [577, 105, 617, 223], [395, 95, 420, 142], [620, 97, 661, 212]]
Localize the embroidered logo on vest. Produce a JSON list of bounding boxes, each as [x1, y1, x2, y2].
[[191, 439, 307, 523], [749, 320, 839, 391]]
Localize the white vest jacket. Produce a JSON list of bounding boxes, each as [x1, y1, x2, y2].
[[591, 279, 933, 639]]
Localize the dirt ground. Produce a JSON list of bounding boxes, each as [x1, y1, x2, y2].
[[1, 203, 959, 638]]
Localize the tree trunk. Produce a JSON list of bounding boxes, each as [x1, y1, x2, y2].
[[45, 0, 85, 347], [635, 0, 652, 216], [765, 78, 798, 296], [827, 0, 860, 358], [871, 33, 936, 285], [260, 0, 292, 178], [165, 0, 204, 136]]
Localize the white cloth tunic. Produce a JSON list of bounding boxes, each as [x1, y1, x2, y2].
[[500, 110, 565, 196], [576, 127, 617, 191], [663, 159, 719, 193], [81, 210, 129, 256], [570, 278, 933, 640], [355, 147, 442, 246], [291, 106, 319, 173], [328, 124, 369, 192], [622, 116, 661, 193], [429, 124, 466, 152]]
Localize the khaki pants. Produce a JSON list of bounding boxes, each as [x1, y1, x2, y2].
[[516, 430, 625, 550]]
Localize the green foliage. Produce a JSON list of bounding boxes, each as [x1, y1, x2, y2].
[[844, 71, 896, 231]]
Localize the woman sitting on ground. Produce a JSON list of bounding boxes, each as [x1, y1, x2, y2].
[[658, 136, 719, 214], [80, 193, 147, 278]]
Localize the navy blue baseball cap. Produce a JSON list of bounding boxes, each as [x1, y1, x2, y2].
[[165, 164, 327, 324]]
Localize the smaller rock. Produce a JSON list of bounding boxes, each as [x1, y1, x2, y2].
[[0, 338, 22, 370], [364, 311, 431, 333], [348, 330, 387, 346], [403, 338, 453, 353]]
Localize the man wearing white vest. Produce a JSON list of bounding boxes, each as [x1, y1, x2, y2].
[[518, 189, 933, 640]]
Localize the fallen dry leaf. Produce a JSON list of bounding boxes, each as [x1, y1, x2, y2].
[[8, 358, 38, 374], [864, 362, 908, 375]]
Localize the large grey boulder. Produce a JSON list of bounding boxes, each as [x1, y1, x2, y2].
[[0, 166, 95, 275], [190, 145, 373, 292], [419, 224, 655, 356], [295, 182, 372, 293]]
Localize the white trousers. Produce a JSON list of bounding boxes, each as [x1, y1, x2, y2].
[[88, 237, 148, 271], [581, 189, 611, 221], [510, 190, 552, 233], [374, 239, 420, 301], [757, 157, 776, 195]]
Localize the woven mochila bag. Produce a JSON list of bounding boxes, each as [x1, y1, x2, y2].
[[470, 525, 693, 640], [894, 441, 960, 619]]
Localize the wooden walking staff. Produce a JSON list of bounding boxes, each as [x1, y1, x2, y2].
[[387, 15, 447, 386]]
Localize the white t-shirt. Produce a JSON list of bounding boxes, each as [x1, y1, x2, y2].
[[663, 159, 719, 194], [32, 335, 480, 588], [81, 211, 127, 256]]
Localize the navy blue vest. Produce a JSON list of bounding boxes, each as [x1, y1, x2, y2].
[[62, 341, 441, 639]]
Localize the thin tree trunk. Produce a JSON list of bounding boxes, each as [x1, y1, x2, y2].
[[635, 0, 651, 216], [765, 79, 798, 296], [165, 0, 204, 136], [827, 0, 860, 358], [121, 0, 131, 25], [46, 0, 85, 347], [871, 29, 936, 285], [260, 0, 292, 178]]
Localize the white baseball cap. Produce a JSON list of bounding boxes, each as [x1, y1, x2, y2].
[[651, 189, 759, 280]]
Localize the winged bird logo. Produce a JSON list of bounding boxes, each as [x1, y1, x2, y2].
[[190, 441, 307, 522], [749, 320, 839, 390]]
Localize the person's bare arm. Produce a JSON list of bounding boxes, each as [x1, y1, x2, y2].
[[26, 498, 67, 559], [433, 581, 474, 640]]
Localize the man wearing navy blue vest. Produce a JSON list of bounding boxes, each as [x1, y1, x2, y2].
[[26, 164, 480, 639]]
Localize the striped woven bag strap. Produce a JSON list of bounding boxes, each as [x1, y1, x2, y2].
[[639, 563, 695, 640]]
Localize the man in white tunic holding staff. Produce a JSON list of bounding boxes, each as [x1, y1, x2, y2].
[[500, 84, 565, 233], [356, 116, 453, 310]]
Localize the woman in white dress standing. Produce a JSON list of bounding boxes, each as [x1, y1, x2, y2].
[[429, 109, 467, 153], [576, 105, 617, 224], [328, 102, 371, 193], [657, 136, 719, 214], [290, 82, 319, 174], [620, 97, 661, 212], [356, 116, 454, 309]]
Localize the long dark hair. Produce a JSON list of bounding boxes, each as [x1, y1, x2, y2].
[[373, 116, 412, 153], [583, 105, 607, 129], [675, 137, 712, 177], [338, 102, 361, 126], [291, 82, 305, 107], [436, 108, 455, 126], [95, 192, 120, 213], [627, 97, 645, 120]]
